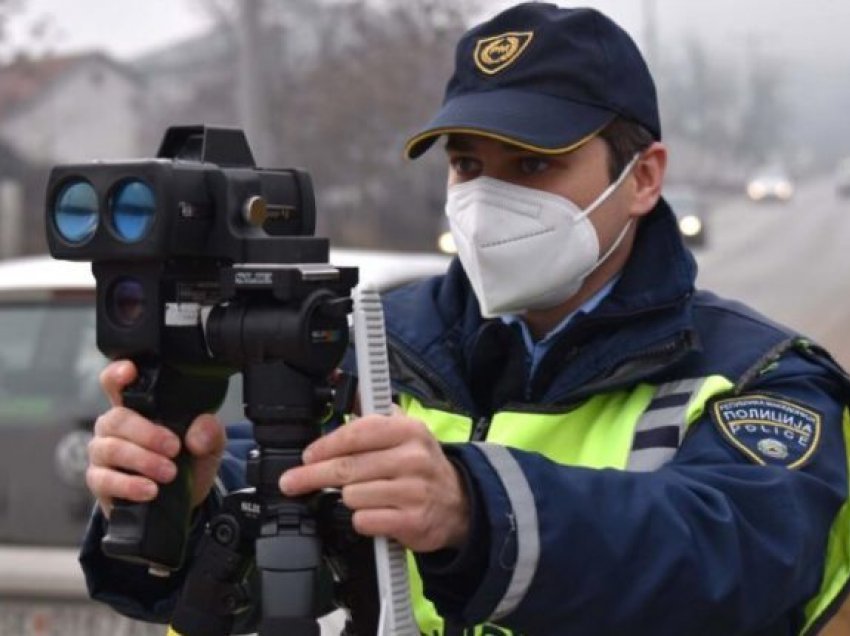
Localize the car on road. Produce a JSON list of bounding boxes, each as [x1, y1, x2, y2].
[[662, 184, 709, 248], [0, 248, 448, 636], [746, 164, 795, 202]]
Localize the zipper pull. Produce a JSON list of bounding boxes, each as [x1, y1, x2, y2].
[[471, 416, 491, 441]]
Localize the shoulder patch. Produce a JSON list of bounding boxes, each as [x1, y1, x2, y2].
[[711, 394, 822, 469]]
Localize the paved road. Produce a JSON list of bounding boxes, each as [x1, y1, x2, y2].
[[693, 176, 850, 368]]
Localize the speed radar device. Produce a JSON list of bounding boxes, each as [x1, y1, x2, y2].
[[46, 125, 334, 364], [43, 126, 391, 634]]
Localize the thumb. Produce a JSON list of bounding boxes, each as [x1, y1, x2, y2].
[[100, 360, 137, 407], [184, 413, 226, 507]]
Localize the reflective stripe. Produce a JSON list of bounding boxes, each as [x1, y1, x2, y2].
[[402, 377, 736, 633], [472, 442, 540, 621], [627, 378, 706, 472], [486, 387, 656, 469], [802, 408, 850, 633], [627, 446, 679, 472], [654, 378, 703, 400]]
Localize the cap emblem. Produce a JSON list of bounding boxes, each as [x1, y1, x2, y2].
[[473, 31, 533, 75]]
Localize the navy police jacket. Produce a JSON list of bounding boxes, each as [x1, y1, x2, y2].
[[80, 201, 850, 635]]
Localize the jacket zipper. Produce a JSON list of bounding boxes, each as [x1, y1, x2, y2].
[[470, 416, 491, 441], [386, 335, 468, 409], [388, 337, 492, 442], [387, 323, 691, 439], [549, 332, 694, 406]]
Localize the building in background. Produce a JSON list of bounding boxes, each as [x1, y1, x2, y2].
[[0, 53, 147, 257], [0, 135, 44, 259], [0, 1, 475, 256], [0, 53, 145, 164]]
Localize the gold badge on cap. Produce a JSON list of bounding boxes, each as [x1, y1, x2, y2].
[[474, 31, 534, 75]]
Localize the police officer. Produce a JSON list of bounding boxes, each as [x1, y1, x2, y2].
[[82, 3, 850, 634]]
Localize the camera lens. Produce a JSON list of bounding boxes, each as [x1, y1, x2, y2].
[[53, 180, 98, 244], [107, 278, 146, 327], [111, 180, 156, 242]]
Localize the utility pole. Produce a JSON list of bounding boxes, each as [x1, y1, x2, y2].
[[237, 0, 275, 166]]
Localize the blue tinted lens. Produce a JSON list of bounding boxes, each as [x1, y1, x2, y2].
[[53, 180, 98, 244], [111, 180, 155, 242]]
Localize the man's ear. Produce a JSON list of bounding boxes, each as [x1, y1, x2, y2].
[[630, 142, 667, 218]]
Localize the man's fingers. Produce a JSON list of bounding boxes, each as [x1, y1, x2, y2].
[[350, 508, 398, 538], [93, 408, 181, 457], [99, 360, 138, 407], [303, 414, 423, 463], [93, 409, 222, 460], [184, 414, 226, 458], [88, 437, 177, 483], [282, 415, 438, 496], [86, 465, 158, 506], [341, 478, 422, 510], [350, 508, 445, 552], [184, 414, 226, 507], [281, 442, 430, 495]]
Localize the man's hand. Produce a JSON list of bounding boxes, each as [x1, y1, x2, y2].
[[87, 360, 227, 518], [279, 411, 470, 553]]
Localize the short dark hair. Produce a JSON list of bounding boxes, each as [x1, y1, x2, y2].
[[597, 117, 655, 181]]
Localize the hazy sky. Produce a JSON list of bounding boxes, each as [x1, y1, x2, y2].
[[5, 0, 214, 60], [7, 0, 850, 65]]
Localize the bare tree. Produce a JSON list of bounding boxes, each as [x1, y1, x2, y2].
[[183, 0, 480, 250], [657, 34, 786, 190], [276, 0, 481, 248], [735, 44, 786, 167], [0, 0, 49, 61], [0, 0, 56, 257]]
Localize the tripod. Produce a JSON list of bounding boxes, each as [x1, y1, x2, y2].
[[168, 268, 411, 635]]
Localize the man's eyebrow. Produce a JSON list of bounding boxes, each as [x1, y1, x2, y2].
[[444, 137, 472, 152], [500, 142, 529, 153]]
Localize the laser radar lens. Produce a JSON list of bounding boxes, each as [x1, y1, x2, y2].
[[111, 180, 156, 242], [53, 180, 98, 244], [108, 278, 146, 327]]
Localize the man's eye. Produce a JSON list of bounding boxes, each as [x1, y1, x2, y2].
[[450, 156, 481, 175], [519, 157, 550, 174]]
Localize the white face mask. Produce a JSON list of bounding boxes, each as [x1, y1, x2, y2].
[[445, 154, 639, 318]]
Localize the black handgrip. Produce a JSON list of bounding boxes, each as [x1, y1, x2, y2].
[[102, 449, 193, 572], [100, 363, 229, 573]]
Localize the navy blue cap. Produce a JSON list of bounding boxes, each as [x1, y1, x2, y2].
[[405, 2, 660, 159]]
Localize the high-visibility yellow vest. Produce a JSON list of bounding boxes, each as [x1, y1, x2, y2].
[[399, 376, 850, 636], [165, 376, 850, 635]]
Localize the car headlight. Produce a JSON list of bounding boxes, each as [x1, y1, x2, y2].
[[437, 230, 457, 254], [775, 181, 794, 200], [747, 182, 767, 200], [678, 215, 703, 237]]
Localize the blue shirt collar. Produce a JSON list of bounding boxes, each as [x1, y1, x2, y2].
[[502, 275, 620, 376]]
